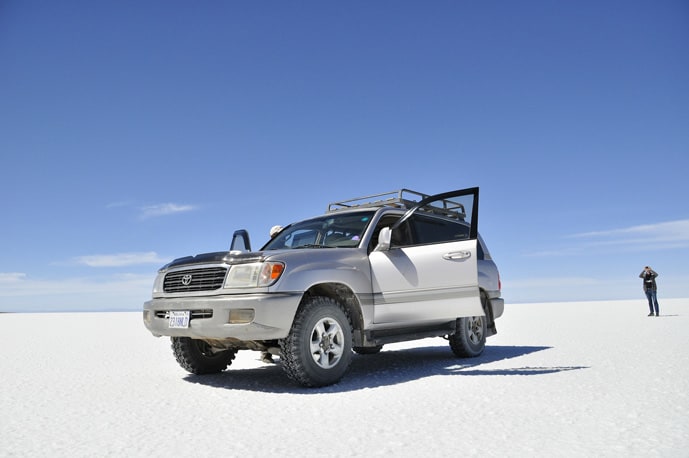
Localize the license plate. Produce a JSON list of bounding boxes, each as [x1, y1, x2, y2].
[[168, 311, 190, 329]]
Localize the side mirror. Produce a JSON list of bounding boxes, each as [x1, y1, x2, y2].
[[230, 229, 251, 252], [374, 227, 391, 252]]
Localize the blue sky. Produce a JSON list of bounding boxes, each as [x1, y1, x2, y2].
[[1, 1, 688, 312]]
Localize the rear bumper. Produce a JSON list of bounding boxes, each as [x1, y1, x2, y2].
[[142, 292, 301, 341]]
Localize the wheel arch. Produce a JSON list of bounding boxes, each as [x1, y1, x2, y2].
[[300, 282, 364, 340]]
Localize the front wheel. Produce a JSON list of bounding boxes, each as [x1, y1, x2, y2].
[[280, 296, 353, 387], [171, 337, 238, 374]]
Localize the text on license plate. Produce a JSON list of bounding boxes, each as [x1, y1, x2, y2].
[[168, 311, 190, 329]]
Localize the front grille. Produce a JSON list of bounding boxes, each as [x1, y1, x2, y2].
[[163, 267, 227, 293], [154, 309, 214, 320]]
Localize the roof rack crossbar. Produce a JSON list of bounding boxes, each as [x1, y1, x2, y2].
[[327, 189, 466, 220]]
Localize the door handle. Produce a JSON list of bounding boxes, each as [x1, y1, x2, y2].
[[442, 251, 472, 260]]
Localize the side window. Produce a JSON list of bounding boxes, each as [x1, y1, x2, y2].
[[390, 220, 412, 247], [368, 215, 412, 250], [411, 215, 470, 245], [477, 239, 485, 260]]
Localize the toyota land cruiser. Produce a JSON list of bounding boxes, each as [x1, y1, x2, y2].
[[143, 187, 504, 387]]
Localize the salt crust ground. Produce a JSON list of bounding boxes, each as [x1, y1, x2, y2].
[[2, 298, 688, 458]]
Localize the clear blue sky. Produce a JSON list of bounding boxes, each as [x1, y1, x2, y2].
[[1, 1, 688, 312]]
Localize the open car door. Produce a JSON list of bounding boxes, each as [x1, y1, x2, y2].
[[369, 187, 483, 325]]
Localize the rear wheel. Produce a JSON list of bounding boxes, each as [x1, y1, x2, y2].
[[171, 337, 238, 374], [449, 314, 486, 357], [280, 296, 353, 387], [449, 292, 489, 358]]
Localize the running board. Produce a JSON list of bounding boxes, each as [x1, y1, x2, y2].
[[364, 322, 457, 346]]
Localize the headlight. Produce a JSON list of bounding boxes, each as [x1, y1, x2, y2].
[[224, 262, 285, 288], [151, 272, 165, 294]]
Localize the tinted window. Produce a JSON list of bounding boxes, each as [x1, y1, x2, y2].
[[411, 215, 470, 244]]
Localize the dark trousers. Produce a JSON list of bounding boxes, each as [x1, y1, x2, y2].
[[645, 290, 659, 315]]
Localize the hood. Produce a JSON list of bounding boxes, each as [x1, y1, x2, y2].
[[165, 251, 265, 269]]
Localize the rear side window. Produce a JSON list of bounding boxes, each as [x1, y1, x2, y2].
[[411, 215, 470, 244]]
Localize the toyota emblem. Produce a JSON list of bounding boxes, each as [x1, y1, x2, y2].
[[181, 274, 193, 286]]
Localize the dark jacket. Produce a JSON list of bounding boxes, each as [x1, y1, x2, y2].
[[639, 269, 658, 292]]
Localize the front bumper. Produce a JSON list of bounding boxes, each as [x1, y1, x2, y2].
[[142, 292, 301, 341]]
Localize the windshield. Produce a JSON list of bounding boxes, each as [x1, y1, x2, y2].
[[262, 211, 376, 250]]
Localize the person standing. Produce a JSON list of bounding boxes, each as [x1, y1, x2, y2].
[[639, 266, 660, 317]]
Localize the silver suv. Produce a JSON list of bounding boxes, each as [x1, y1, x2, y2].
[[143, 188, 504, 387]]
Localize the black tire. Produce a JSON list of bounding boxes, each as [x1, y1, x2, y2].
[[171, 337, 238, 375], [448, 292, 489, 357], [353, 345, 383, 355], [279, 296, 353, 387]]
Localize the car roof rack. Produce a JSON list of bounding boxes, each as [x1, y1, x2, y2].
[[327, 189, 466, 220]]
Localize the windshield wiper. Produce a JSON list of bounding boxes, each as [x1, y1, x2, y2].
[[296, 244, 334, 249]]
